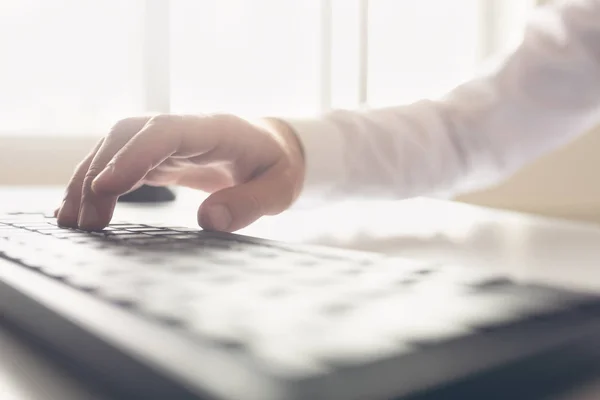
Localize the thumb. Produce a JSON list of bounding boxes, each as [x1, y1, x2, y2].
[[198, 163, 299, 232]]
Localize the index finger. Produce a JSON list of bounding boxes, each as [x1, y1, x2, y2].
[[75, 117, 149, 230], [56, 139, 104, 228]]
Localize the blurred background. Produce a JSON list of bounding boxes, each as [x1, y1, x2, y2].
[[1, 0, 598, 223]]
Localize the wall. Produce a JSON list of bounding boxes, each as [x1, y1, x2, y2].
[[0, 135, 97, 185]]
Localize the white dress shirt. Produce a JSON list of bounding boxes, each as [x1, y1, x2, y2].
[[286, 0, 600, 203]]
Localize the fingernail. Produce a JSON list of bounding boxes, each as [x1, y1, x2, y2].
[[207, 204, 231, 231], [58, 199, 78, 222], [78, 203, 99, 230]]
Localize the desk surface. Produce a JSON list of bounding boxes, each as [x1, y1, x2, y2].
[[3, 187, 600, 400]]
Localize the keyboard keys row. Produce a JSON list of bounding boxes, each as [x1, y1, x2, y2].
[[7, 213, 596, 365]]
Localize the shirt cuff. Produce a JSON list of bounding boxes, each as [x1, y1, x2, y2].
[[282, 116, 347, 203]]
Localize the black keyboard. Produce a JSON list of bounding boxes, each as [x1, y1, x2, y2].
[[2, 212, 600, 400]]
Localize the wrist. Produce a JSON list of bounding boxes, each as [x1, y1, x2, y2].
[[256, 117, 306, 197], [261, 118, 305, 160]]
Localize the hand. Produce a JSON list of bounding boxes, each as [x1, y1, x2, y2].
[[56, 114, 305, 232]]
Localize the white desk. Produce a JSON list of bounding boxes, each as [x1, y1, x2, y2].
[[2, 187, 600, 400]]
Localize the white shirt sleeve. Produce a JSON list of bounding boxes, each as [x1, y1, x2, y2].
[[285, 0, 600, 203]]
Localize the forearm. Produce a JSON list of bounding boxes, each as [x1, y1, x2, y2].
[[284, 0, 600, 202]]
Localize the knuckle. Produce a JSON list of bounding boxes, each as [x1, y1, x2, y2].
[[72, 159, 89, 175], [82, 166, 105, 187], [110, 117, 135, 133], [109, 116, 150, 136], [149, 114, 181, 127], [214, 113, 246, 130], [217, 113, 241, 123]]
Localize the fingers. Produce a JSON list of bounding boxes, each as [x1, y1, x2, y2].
[[56, 139, 104, 228], [91, 115, 182, 197], [61, 113, 285, 232], [76, 117, 149, 230], [91, 114, 243, 197], [197, 160, 299, 232]]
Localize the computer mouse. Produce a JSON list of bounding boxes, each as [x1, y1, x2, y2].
[[118, 185, 176, 203]]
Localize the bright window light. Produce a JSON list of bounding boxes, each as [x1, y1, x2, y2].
[[0, 0, 145, 134], [170, 0, 322, 118], [0, 0, 536, 135], [367, 0, 481, 106]]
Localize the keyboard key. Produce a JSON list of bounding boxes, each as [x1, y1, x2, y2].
[[51, 231, 91, 238], [162, 233, 202, 240], [123, 227, 168, 232], [122, 237, 174, 246], [104, 232, 155, 239], [107, 224, 142, 228]]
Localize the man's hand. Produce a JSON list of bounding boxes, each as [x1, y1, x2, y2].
[[56, 114, 305, 232]]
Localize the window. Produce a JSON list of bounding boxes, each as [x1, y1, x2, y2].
[[366, 0, 481, 106], [0, 0, 145, 134], [0, 0, 537, 182], [170, 0, 323, 118]]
